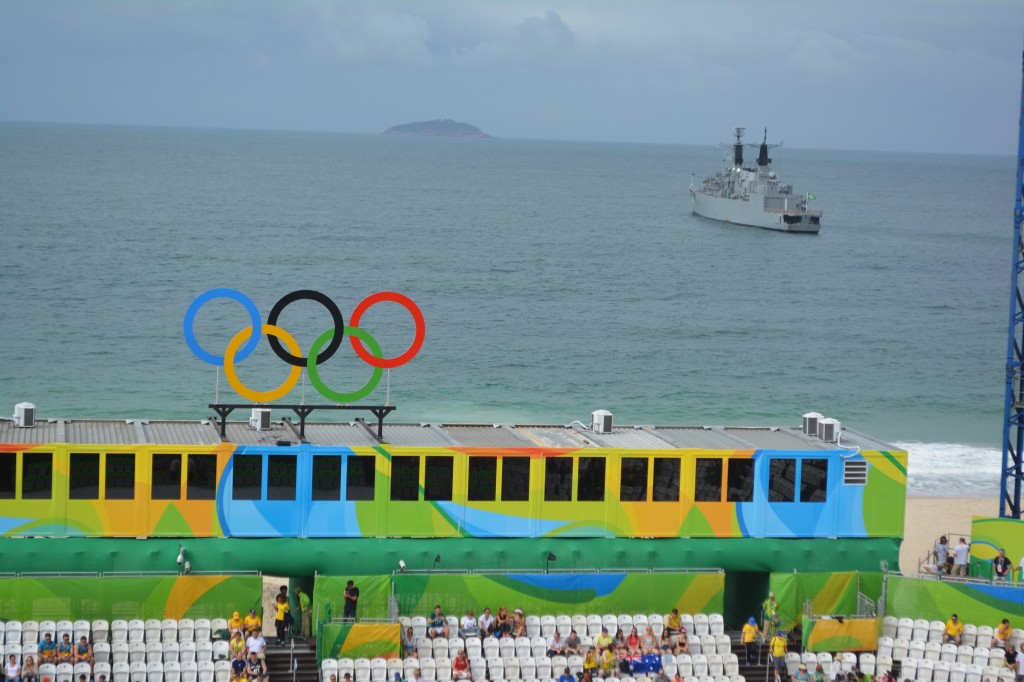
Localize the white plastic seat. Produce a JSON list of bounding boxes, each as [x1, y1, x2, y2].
[[179, 642, 197, 665], [930, 622, 947, 644], [526, 616, 542, 640], [129, 642, 147, 664], [714, 634, 731, 655], [177, 620, 195, 644], [876, 655, 893, 677], [971, 648, 989, 667], [898, 619, 915, 641], [998, 671, 1015, 682], [483, 637, 499, 660], [73, 620, 92, 643], [433, 637, 450, 660], [911, 640, 927, 660], [963, 625, 978, 648], [6, 621, 23, 646], [536, 656, 553, 680], [882, 617, 898, 640], [164, 661, 181, 682], [914, 620, 931, 643], [941, 644, 958, 663], [130, 661, 149, 682], [502, 656, 520, 680], [57, 663, 76, 682], [196, 642, 212, 664], [649, 615, 664, 639], [146, 642, 163, 664], [693, 615, 709, 637], [586, 616, 602, 638], [95, 642, 112, 664], [977, 627, 994, 648], [956, 646, 973, 665], [521, 656, 537, 681], [470, 658, 487, 682], [903, 658, 919, 679], [802, 653, 817, 669], [40, 622, 57, 642], [498, 638, 515, 659], [567, 655, 584, 678], [878, 637, 894, 659], [917, 658, 935, 682], [22, 622, 40, 646], [448, 637, 465, 655], [197, 661, 214, 682], [603, 615, 618, 637], [338, 659, 355, 680], [816, 653, 832, 675], [708, 615, 724, 636], [194, 621, 211, 644], [181, 661, 199, 682], [633, 615, 649, 632], [39, 664, 57, 682], [1011, 629, 1024, 649], [355, 658, 372, 682], [212, 660, 230, 682], [323, 659, 340, 678], [74, 663, 92, 680], [530, 637, 545, 659], [163, 642, 179, 664], [416, 637, 432, 660], [860, 653, 876, 675], [551, 655, 568, 671], [411, 618, 427, 642], [146, 621, 163, 644], [618, 615, 633, 634], [692, 654, 709, 677], [987, 650, 1005, 668], [893, 639, 911, 662], [112, 643, 131, 665], [211, 642, 229, 662], [387, 659, 404, 679], [484, 658, 501, 682], [556, 616, 572, 638], [161, 621, 177, 645], [148, 661, 165, 682], [949, 662, 967, 682], [56, 621, 74, 644], [113, 662, 131, 682], [111, 621, 130, 645], [707, 654, 723, 677], [680, 615, 694, 636], [926, 642, 942, 661], [465, 637, 481, 659], [789, 653, 806, 676], [129, 621, 146, 645], [983, 667, 1002, 681], [676, 654, 692, 677], [371, 658, 388, 682], [96, 662, 113, 681]]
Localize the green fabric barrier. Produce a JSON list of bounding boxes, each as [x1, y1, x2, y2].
[[391, 572, 724, 619], [0, 575, 260, 620], [313, 575, 392, 633], [320, 623, 401, 660], [886, 576, 1024, 623], [769, 572, 869, 630]]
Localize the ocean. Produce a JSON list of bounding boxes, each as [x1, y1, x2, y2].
[[0, 122, 1014, 498]]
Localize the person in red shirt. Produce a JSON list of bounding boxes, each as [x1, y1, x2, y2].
[[452, 649, 471, 681]]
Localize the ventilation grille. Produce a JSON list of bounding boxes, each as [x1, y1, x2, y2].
[[844, 460, 868, 485]]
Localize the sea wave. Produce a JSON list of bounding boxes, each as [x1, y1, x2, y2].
[[894, 441, 1002, 498]]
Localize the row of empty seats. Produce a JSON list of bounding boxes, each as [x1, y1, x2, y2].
[[14, 660, 234, 682], [399, 614, 725, 641], [881, 617, 1023, 649], [0, 640, 232, 665], [408, 634, 731, 661], [3, 619, 229, 646], [877, 638, 1016, 667]]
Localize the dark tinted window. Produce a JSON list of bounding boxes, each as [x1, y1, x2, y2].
[[391, 456, 419, 501], [801, 459, 829, 502], [0, 454, 14, 499], [312, 456, 342, 501], [152, 454, 182, 500], [544, 457, 573, 501], [620, 457, 648, 502], [268, 455, 296, 501], [502, 457, 530, 501], [347, 456, 375, 501], [232, 455, 262, 500], [653, 458, 680, 502], [727, 459, 755, 502], [69, 453, 100, 500], [106, 454, 135, 500], [578, 457, 606, 501], [694, 458, 723, 502], [424, 456, 454, 501], [23, 452, 52, 499], [187, 454, 217, 500], [769, 458, 797, 502], [468, 457, 497, 501]]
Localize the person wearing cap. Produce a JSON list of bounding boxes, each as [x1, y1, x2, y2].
[[762, 592, 779, 638], [228, 611, 244, 634], [944, 614, 963, 645], [741, 617, 759, 665], [511, 609, 526, 638], [73, 636, 92, 665], [243, 609, 262, 634], [594, 627, 613, 654], [427, 605, 449, 639], [792, 663, 810, 682]]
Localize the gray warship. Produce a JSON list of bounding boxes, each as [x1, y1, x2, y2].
[[689, 127, 822, 234]]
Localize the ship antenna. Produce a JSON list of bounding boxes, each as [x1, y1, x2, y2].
[[733, 126, 745, 167]]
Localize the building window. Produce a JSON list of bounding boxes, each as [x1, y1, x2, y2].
[[391, 456, 419, 501], [23, 452, 53, 500], [653, 458, 680, 502], [69, 453, 100, 500], [347, 456, 375, 501], [578, 457, 606, 501], [106, 454, 135, 500], [232, 455, 262, 500], [769, 458, 796, 502], [468, 457, 497, 502], [267, 455, 296, 501], [544, 457, 573, 501], [0, 454, 14, 499], [312, 456, 342, 501], [800, 459, 829, 502], [424, 456, 454, 501], [620, 457, 648, 502], [727, 459, 755, 503], [502, 457, 530, 501], [152, 454, 182, 500], [694, 458, 723, 502], [187, 455, 217, 500]]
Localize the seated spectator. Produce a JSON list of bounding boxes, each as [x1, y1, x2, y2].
[[229, 651, 246, 682], [460, 610, 480, 639], [478, 608, 495, 637], [811, 664, 826, 682], [547, 631, 566, 657], [994, 549, 1012, 582], [673, 629, 689, 655], [640, 626, 657, 655], [73, 636, 92, 665], [7, 654, 22, 682], [246, 651, 266, 682], [403, 627, 417, 658], [452, 649, 471, 681], [427, 605, 449, 639], [495, 607, 511, 637], [57, 634, 73, 663], [612, 629, 626, 654], [659, 629, 672, 653], [944, 614, 964, 645], [666, 609, 682, 636], [244, 609, 262, 635], [409, 669, 423, 682], [584, 650, 599, 676], [565, 630, 582, 656], [598, 648, 616, 678], [626, 627, 641, 657], [581, 671, 594, 682], [228, 611, 244, 634], [22, 657, 36, 682], [670, 672, 684, 682], [594, 627, 613, 654], [793, 663, 811, 682], [558, 668, 574, 682], [97, 677, 107, 682], [77, 675, 87, 682], [38, 634, 56, 665], [1004, 642, 1018, 676], [994, 619, 1011, 649], [511, 609, 526, 638], [246, 629, 267, 662], [229, 631, 246, 659], [655, 670, 669, 682]]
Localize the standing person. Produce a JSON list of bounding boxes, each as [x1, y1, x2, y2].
[[295, 586, 311, 639], [994, 549, 1011, 582], [952, 538, 970, 577], [770, 631, 787, 682], [742, 617, 759, 665], [274, 591, 290, 645], [763, 592, 779, 638], [933, 536, 950, 574], [343, 580, 359, 621]]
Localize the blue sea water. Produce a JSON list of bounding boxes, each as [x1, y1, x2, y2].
[[0, 122, 1014, 497]]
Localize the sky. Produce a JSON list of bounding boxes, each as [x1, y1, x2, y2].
[[1, 0, 1022, 154]]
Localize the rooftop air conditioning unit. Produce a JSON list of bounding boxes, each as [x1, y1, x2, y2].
[[592, 409, 613, 434], [13, 402, 36, 428], [250, 408, 271, 431], [802, 412, 824, 436], [818, 417, 841, 443]]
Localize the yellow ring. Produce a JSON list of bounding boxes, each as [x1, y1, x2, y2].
[[223, 324, 302, 402]]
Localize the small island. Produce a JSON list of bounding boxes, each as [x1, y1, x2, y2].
[[383, 119, 491, 138]]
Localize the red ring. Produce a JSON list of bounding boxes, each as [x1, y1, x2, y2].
[[349, 291, 425, 369]]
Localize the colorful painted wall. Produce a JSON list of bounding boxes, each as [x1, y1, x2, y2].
[[0, 575, 260, 620], [313, 576, 393, 631], [769, 572, 884, 630], [886, 576, 1024, 623], [969, 517, 1024, 580], [320, 623, 402, 660], [801, 616, 880, 652]]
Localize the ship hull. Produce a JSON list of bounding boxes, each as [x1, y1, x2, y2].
[[689, 187, 821, 234]]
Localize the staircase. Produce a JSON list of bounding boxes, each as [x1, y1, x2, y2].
[[266, 641, 319, 682]]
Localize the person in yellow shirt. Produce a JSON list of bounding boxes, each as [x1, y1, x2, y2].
[[943, 614, 963, 645], [228, 611, 244, 634], [742, 617, 760, 665], [666, 609, 682, 636], [770, 632, 787, 682], [274, 593, 291, 645], [598, 647, 616, 678], [243, 609, 262, 636], [993, 619, 1012, 649]]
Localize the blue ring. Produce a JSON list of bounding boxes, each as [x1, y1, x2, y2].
[[183, 288, 262, 366]]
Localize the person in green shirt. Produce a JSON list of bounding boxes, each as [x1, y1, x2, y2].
[[762, 592, 779, 638], [295, 586, 312, 639]]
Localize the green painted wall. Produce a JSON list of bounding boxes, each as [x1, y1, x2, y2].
[[887, 575, 1024, 623]]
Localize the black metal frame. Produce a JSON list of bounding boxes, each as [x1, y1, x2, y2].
[[209, 403, 396, 441]]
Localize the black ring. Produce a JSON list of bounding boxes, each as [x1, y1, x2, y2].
[[266, 290, 345, 367]]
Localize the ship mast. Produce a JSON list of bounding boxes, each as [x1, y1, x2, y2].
[[757, 127, 771, 167], [732, 126, 745, 167]]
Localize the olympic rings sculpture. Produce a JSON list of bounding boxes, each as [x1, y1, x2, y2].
[[184, 288, 425, 403]]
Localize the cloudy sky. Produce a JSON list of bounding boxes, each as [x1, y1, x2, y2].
[[1, 0, 1021, 154]]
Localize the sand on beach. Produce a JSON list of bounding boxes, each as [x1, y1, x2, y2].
[[899, 496, 1001, 574]]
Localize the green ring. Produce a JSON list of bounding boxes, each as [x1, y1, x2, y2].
[[307, 326, 383, 402]]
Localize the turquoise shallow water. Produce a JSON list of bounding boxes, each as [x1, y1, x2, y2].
[[0, 122, 1014, 496]]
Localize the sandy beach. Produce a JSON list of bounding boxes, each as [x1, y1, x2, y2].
[[899, 496, 1001, 574]]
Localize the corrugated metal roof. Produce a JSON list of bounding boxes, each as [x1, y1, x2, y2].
[[143, 421, 222, 446], [0, 420, 63, 444], [436, 425, 533, 448], [300, 423, 381, 447], [64, 420, 139, 445], [578, 427, 679, 450], [223, 422, 301, 446], [649, 426, 759, 450], [721, 427, 827, 450], [515, 427, 595, 449], [377, 424, 458, 447]]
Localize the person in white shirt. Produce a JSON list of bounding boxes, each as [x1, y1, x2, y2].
[[952, 538, 970, 577], [478, 608, 495, 637], [6, 654, 22, 682], [246, 632, 267, 661], [1018, 554, 1024, 584], [409, 669, 423, 682], [460, 610, 480, 638], [546, 631, 566, 657]]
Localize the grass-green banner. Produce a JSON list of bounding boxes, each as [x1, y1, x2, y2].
[[769, 572, 880, 630], [313, 575, 393, 633], [887, 576, 1024, 623], [320, 623, 401, 660], [0, 575, 260, 620]]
